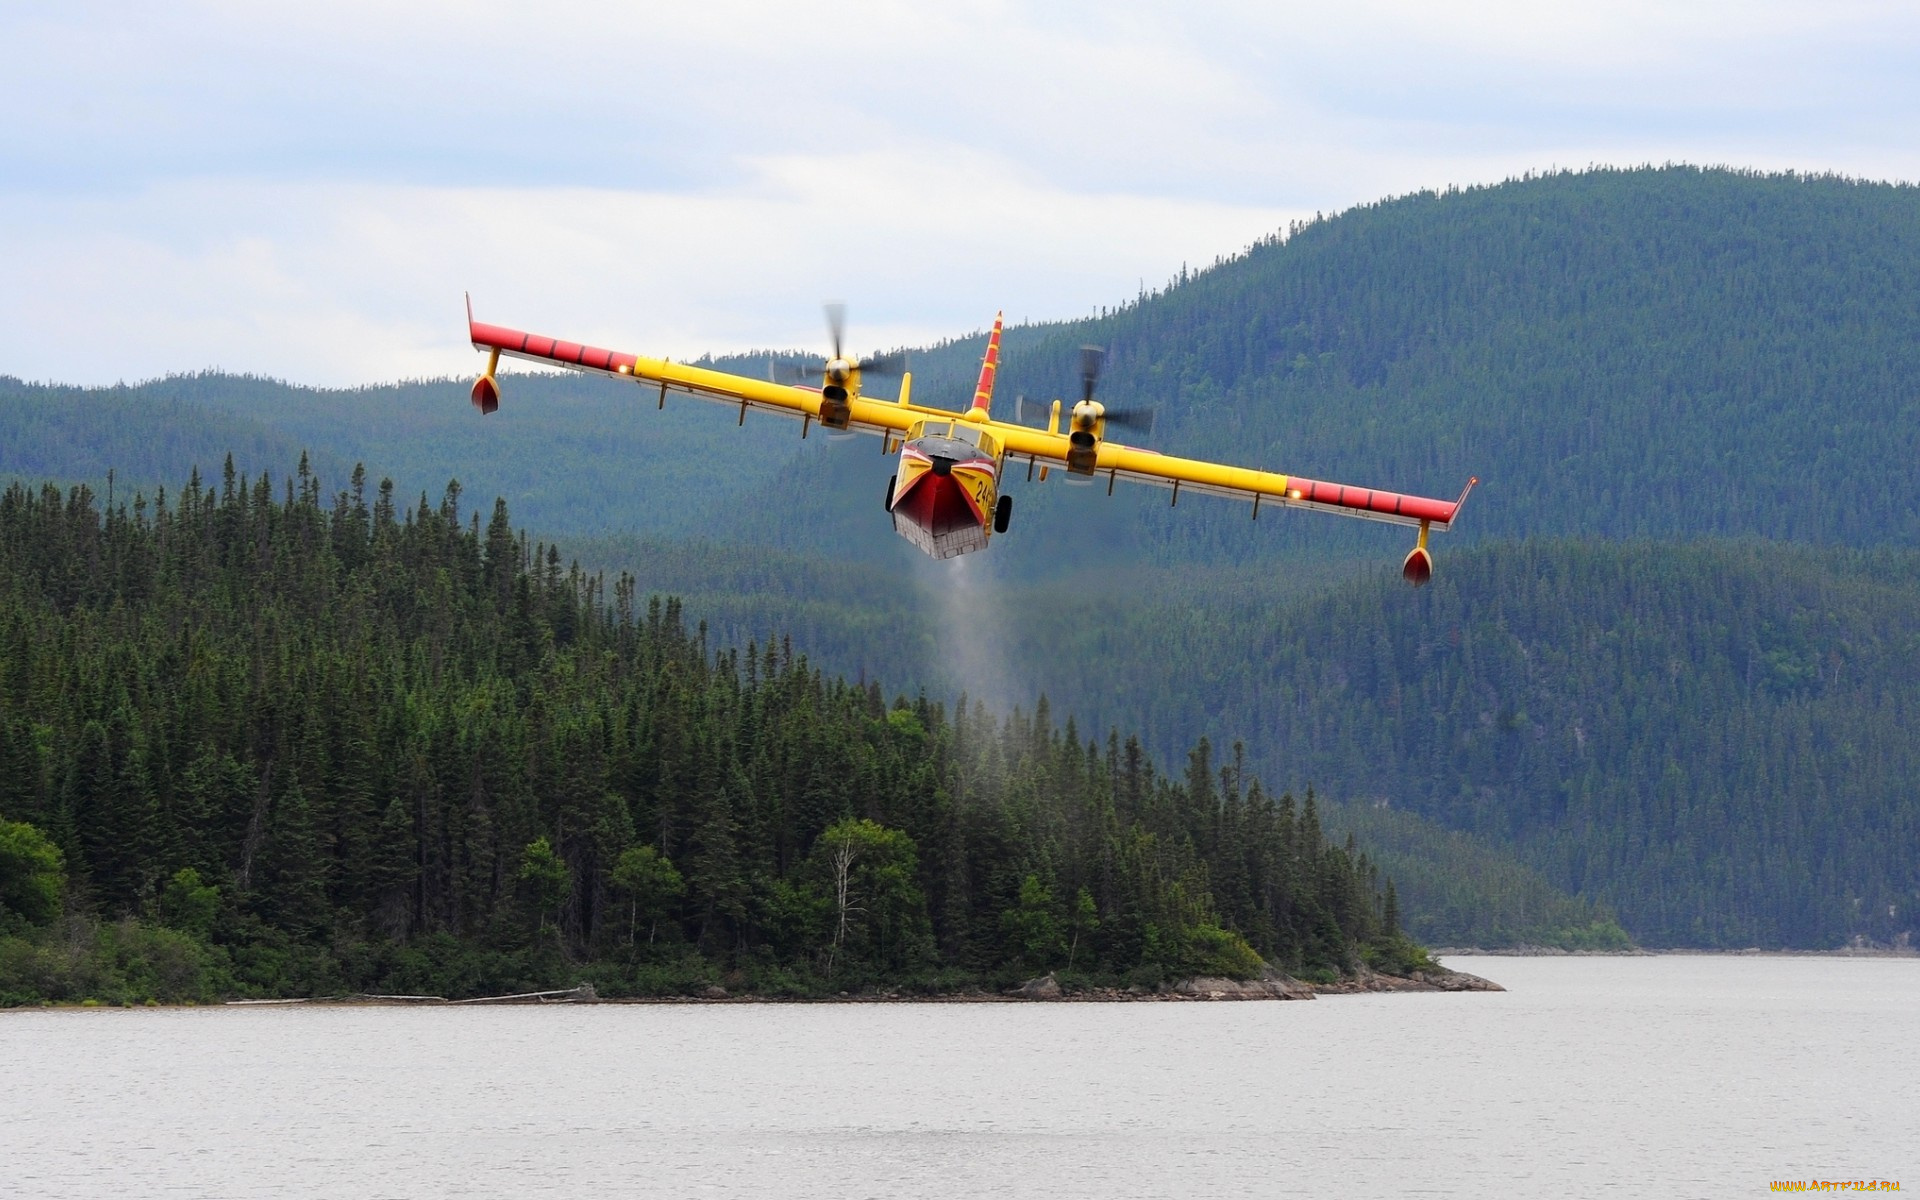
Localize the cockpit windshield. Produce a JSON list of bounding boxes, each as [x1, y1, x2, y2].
[[909, 420, 998, 454]]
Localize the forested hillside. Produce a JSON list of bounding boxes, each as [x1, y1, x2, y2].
[[1086, 540, 1920, 948], [698, 166, 1920, 568], [0, 471, 1425, 1003], [555, 534, 1920, 949], [0, 369, 799, 540], [1093, 166, 1920, 551]]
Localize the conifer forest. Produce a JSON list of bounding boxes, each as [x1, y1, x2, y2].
[[0, 469, 1421, 1002]]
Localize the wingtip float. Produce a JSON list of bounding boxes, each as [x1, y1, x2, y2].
[[463, 299, 1478, 584]]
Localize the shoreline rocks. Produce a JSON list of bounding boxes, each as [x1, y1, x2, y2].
[[192, 968, 1505, 1009], [1001, 966, 1325, 1002], [1310, 964, 1505, 994], [1169, 968, 1318, 1001], [1012, 972, 1064, 1000]]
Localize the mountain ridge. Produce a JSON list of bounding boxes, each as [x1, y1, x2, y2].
[[12, 167, 1920, 569]]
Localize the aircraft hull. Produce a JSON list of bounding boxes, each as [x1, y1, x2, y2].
[[890, 437, 997, 559]]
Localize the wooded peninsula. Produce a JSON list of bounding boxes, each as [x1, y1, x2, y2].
[[0, 466, 1429, 1004]]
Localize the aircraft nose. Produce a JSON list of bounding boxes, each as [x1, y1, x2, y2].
[[929, 455, 955, 476]]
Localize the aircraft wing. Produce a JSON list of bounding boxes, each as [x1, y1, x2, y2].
[[466, 307, 925, 438], [991, 423, 1476, 531]]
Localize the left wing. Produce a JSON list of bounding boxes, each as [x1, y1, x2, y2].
[[467, 304, 941, 438], [981, 415, 1475, 584], [984, 420, 1475, 531], [1098, 444, 1477, 532]]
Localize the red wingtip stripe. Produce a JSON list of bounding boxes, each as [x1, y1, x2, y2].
[[1290, 476, 1461, 524], [466, 320, 639, 377]]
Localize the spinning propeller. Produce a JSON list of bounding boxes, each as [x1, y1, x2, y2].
[[1015, 394, 1056, 427], [1014, 346, 1155, 442], [1061, 345, 1155, 472], [824, 303, 909, 380], [768, 304, 908, 388], [1074, 346, 1155, 436]]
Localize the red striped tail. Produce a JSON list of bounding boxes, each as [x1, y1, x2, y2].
[[970, 312, 1004, 413]]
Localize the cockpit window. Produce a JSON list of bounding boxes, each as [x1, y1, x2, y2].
[[905, 419, 998, 456]]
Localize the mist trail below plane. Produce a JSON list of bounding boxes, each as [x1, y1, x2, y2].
[[915, 551, 1021, 717]]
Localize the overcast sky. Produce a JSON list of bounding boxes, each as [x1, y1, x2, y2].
[[4, 0, 1918, 386]]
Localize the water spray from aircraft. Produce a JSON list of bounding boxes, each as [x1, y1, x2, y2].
[[917, 551, 1016, 714]]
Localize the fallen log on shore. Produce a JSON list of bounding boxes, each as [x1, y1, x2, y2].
[[446, 983, 598, 1005]]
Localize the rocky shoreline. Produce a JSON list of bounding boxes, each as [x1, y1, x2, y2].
[[193, 964, 1505, 1008], [1005, 963, 1502, 1001], [1305, 964, 1506, 995]]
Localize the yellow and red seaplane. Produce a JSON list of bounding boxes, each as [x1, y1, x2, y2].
[[465, 302, 1476, 584]]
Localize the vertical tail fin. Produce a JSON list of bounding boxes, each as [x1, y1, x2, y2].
[[970, 311, 1004, 413]]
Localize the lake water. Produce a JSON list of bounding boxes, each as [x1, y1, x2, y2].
[[2, 956, 1913, 1198]]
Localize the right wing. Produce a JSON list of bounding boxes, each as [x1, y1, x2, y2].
[[466, 303, 938, 438]]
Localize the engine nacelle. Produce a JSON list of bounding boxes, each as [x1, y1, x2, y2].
[[818, 383, 852, 430], [1066, 430, 1098, 474], [1065, 400, 1103, 474]]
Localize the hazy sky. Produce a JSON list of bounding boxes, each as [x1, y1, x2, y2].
[[4, 0, 1918, 386]]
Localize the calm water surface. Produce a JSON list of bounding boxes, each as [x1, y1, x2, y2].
[[2, 956, 1914, 1198]]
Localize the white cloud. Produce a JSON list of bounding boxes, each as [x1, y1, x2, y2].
[[2, 0, 1918, 384], [0, 157, 1299, 385]]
